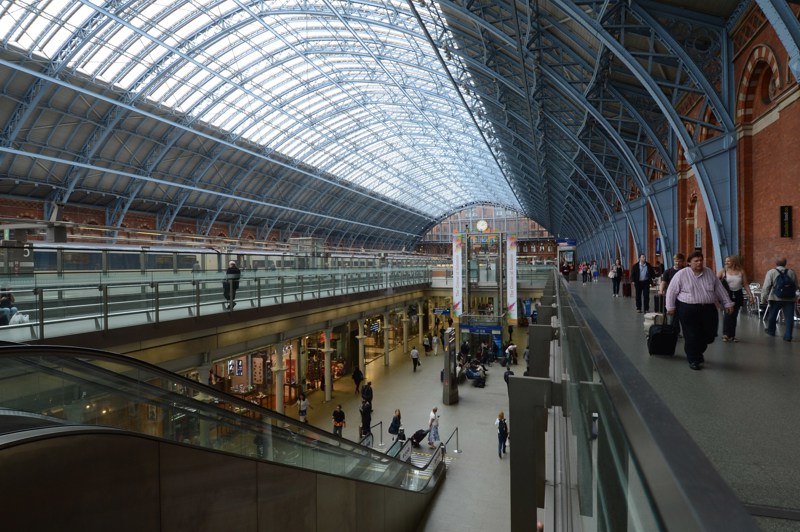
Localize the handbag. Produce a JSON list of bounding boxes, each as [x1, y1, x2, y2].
[[608, 270, 616, 279]]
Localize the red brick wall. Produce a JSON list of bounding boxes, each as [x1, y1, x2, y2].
[[732, 4, 800, 283]]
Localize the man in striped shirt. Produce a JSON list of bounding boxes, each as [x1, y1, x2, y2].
[[665, 251, 734, 371]]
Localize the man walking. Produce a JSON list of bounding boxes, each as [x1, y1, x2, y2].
[[410, 346, 420, 372], [331, 404, 346, 437], [762, 258, 798, 342], [631, 254, 656, 313], [665, 251, 734, 370], [222, 260, 241, 309]]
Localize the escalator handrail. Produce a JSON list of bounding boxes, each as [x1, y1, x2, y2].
[[0, 344, 439, 473]]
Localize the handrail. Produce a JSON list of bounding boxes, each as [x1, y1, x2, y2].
[[359, 421, 383, 448], [441, 426, 461, 453], [0, 344, 445, 481], [560, 282, 757, 530], [0, 268, 435, 340]]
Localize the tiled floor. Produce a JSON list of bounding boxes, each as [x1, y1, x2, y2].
[[298, 331, 525, 531], [568, 278, 799, 531], [299, 278, 799, 530]]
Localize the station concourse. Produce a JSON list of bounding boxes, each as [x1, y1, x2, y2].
[[1, 0, 800, 530]]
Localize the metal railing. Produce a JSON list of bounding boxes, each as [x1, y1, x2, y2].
[[0, 267, 431, 340], [0, 344, 446, 492]]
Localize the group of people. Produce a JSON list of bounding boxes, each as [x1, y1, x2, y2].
[[577, 261, 599, 284], [654, 253, 796, 370]]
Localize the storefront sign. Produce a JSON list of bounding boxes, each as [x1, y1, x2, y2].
[[236, 359, 243, 376], [433, 307, 450, 315]]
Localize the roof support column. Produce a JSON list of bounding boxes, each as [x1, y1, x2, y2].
[[685, 133, 738, 260]]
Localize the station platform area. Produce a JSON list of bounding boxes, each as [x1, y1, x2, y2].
[[293, 329, 523, 531], [290, 275, 798, 531], [569, 277, 799, 530]]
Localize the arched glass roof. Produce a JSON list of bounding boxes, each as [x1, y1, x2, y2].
[[0, 0, 751, 257], [0, 0, 518, 220]]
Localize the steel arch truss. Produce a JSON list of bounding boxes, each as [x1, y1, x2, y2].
[[425, 0, 737, 266], [0, 0, 742, 258]]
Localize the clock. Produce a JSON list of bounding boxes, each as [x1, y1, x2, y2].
[[476, 219, 488, 232]]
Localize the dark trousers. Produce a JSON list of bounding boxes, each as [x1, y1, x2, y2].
[[677, 303, 718, 365], [612, 276, 621, 295], [634, 280, 651, 311], [223, 281, 237, 302], [766, 300, 796, 341], [412, 358, 419, 372], [722, 290, 744, 338]]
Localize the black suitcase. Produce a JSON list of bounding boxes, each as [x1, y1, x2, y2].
[[647, 322, 678, 356], [622, 283, 632, 297], [653, 294, 665, 313]]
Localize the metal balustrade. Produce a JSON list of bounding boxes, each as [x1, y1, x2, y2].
[[0, 267, 432, 340]]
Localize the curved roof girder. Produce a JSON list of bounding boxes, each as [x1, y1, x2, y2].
[[538, 62, 675, 256], [544, 129, 630, 247], [0, 58, 440, 241], [755, 0, 800, 81], [531, 11, 678, 176], [550, 0, 736, 267]]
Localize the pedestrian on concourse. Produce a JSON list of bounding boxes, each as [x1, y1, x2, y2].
[[762, 257, 798, 342], [222, 260, 241, 309], [718, 255, 754, 343], [428, 406, 440, 448], [609, 258, 623, 297], [351, 366, 364, 394], [431, 334, 439, 356], [631, 254, 656, 313], [331, 404, 346, 437], [359, 399, 372, 438], [665, 251, 734, 370], [295, 393, 312, 423], [388, 409, 402, 440], [659, 253, 685, 334], [495, 411, 509, 458], [410, 346, 420, 372], [361, 381, 373, 409]]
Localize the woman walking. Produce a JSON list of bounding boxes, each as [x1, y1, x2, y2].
[[718, 255, 754, 343], [388, 409, 402, 441], [610, 259, 623, 297]]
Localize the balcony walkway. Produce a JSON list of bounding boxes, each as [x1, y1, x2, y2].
[[568, 277, 799, 530]]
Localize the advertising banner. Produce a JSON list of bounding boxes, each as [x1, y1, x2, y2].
[[453, 234, 463, 319], [506, 234, 518, 324]]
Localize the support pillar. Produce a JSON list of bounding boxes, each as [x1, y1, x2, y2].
[[402, 315, 410, 361], [273, 353, 286, 415], [383, 312, 391, 366], [323, 328, 333, 403], [417, 299, 424, 343], [357, 318, 366, 376]]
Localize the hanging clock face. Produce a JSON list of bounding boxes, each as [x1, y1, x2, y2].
[[476, 219, 488, 232]]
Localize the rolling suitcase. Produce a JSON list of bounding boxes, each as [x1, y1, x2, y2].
[[622, 282, 632, 297], [653, 294, 665, 313], [647, 315, 678, 356]]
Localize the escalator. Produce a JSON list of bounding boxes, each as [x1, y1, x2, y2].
[[0, 344, 445, 532]]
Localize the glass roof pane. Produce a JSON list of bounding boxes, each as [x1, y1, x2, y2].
[[2, 0, 521, 216]]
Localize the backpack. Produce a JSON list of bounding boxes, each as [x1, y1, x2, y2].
[[498, 418, 508, 437], [773, 269, 797, 299]]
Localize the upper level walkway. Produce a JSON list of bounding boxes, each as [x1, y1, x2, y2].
[[3, 263, 797, 530], [566, 277, 798, 530]]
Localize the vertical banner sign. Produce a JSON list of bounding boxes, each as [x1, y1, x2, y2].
[[506, 234, 518, 325], [452, 234, 463, 320]]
